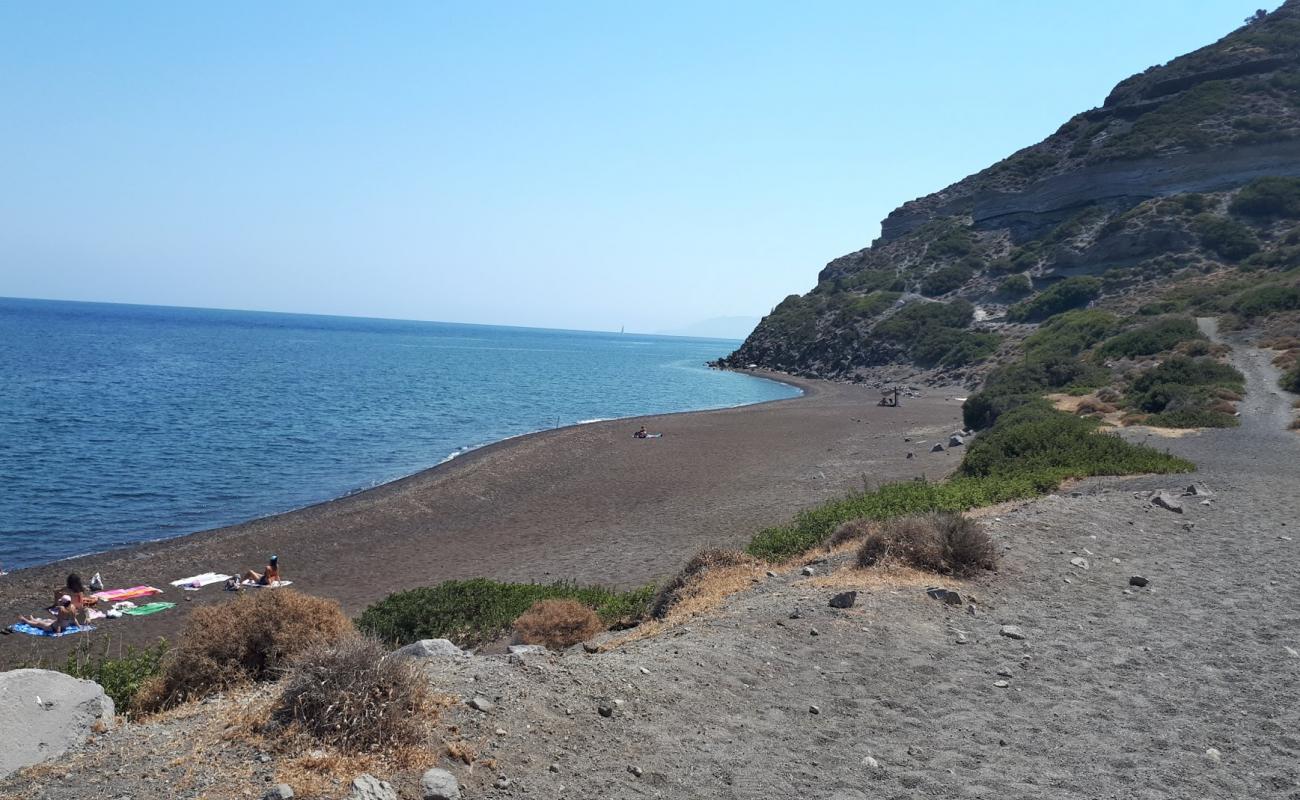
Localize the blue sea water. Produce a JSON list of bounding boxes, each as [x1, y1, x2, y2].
[[0, 297, 796, 570]]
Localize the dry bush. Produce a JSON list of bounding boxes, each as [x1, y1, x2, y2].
[[273, 635, 432, 753], [825, 519, 876, 549], [134, 590, 352, 714], [512, 599, 603, 650], [857, 512, 995, 576], [1290, 416, 1300, 430], [1209, 400, 1238, 414], [1096, 386, 1122, 403], [1261, 336, 1300, 351], [1212, 386, 1245, 401], [649, 549, 755, 620], [1075, 398, 1117, 415]]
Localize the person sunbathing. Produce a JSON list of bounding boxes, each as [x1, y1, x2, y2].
[[21, 595, 79, 633], [634, 426, 649, 439], [243, 555, 280, 586], [58, 573, 99, 619]]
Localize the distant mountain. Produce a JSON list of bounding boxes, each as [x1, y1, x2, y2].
[[657, 316, 761, 340], [725, 2, 1300, 380]]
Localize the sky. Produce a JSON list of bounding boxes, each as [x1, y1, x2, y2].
[[0, 2, 1281, 334]]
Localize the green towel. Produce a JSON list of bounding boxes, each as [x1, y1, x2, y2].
[[122, 602, 176, 616]]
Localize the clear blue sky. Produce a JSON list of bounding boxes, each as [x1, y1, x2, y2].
[[0, 2, 1278, 333]]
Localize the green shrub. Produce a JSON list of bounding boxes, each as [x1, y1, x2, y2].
[[356, 579, 653, 648], [911, 328, 999, 368], [998, 274, 1033, 296], [1024, 309, 1119, 359], [1230, 176, 1300, 219], [61, 641, 168, 712], [962, 353, 1110, 429], [1283, 366, 1300, 393], [1232, 285, 1300, 317], [1006, 277, 1103, 322], [920, 264, 975, 297], [874, 299, 974, 341], [1144, 408, 1240, 428], [1095, 317, 1204, 359], [1130, 357, 1245, 396], [1194, 214, 1259, 261], [958, 404, 1192, 480], [1124, 356, 1246, 428]]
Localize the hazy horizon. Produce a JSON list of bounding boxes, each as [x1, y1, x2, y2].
[[1, 2, 1278, 333]]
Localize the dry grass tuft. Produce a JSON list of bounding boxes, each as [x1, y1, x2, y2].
[[1212, 386, 1245, 401], [825, 519, 876, 549], [856, 512, 995, 576], [445, 739, 478, 765], [133, 589, 353, 714], [513, 599, 604, 650], [273, 635, 434, 754], [1075, 398, 1117, 415], [649, 549, 757, 620]]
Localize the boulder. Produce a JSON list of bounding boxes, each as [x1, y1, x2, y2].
[[930, 443, 945, 453], [948, 435, 965, 448], [264, 785, 294, 800], [926, 587, 963, 605], [1129, 575, 1150, 587], [999, 625, 1027, 640], [421, 768, 461, 800], [0, 669, 115, 779], [347, 775, 396, 800], [508, 644, 547, 664], [1183, 482, 1211, 497], [392, 639, 467, 660], [1070, 557, 1089, 570], [466, 696, 495, 713], [828, 591, 858, 609]]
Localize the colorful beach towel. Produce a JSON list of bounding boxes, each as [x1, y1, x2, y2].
[[11, 622, 95, 637], [170, 572, 231, 590], [241, 579, 293, 589], [93, 586, 163, 602], [122, 602, 175, 616]]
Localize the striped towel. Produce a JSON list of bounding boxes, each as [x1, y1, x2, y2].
[[93, 586, 163, 602]]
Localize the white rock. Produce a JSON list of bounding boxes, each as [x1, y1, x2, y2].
[[392, 639, 467, 660], [421, 767, 461, 800], [347, 774, 396, 800], [0, 669, 115, 779]]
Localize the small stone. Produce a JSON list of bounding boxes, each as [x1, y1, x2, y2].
[[1069, 557, 1089, 570], [1205, 747, 1222, 764], [466, 696, 494, 713], [1283, 645, 1299, 658], [494, 778, 511, 790], [948, 435, 964, 448], [1201, 499, 1212, 506], [1183, 482, 1211, 497], [494, 728, 507, 736], [996, 667, 1013, 677], [582, 641, 600, 654], [809, 628, 820, 636], [549, 764, 560, 773], [862, 755, 880, 770], [789, 609, 802, 619], [801, 566, 815, 576], [808, 704, 821, 715], [906, 452, 914, 459], [263, 786, 294, 800], [828, 591, 857, 609], [954, 631, 969, 644], [627, 765, 643, 778], [1129, 575, 1149, 587], [993, 680, 1010, 688], [999, 625, 1027, 640], [1150, 491, 1184, 513], [598, 704, 614, 718], [765, 570, 777, 578], [926, 587, 963, 605], [966, 604, 977, 617], [639, 667, 650, 675], [258, 754, 271, 764], [346, 774, 396, 800], [931, 443, 945, 453]]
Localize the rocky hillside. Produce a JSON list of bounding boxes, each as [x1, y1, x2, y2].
[[727, 2, 1300, 381]]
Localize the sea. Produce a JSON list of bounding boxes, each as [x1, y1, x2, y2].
[[0, 297, 797, 571]]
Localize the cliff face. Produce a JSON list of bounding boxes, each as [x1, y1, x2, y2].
[[729, 2, 1300, 380]]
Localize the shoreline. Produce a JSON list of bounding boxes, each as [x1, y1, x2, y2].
[[6, 369, 804, 575], [0, 372, 966, 661]]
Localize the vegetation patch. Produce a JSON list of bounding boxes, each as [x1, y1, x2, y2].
[[356, 578, 653, 648], [60, 640, 169, 713], [1194, 214, 1259, 261], [920, 264, 975, 297], [1230, 176, 1300, 219], [997, 273, 1033, 296], [1006, 277, 1103, 322], [1023, 309, 1119, 359], [1125, 356, 1246, 428], [1232, 285, 1300, 318], [649, 549, 755, 620], [1095, 317, 1205, 359], [856, 512, 996, 576], [513, 599, 604, 650]]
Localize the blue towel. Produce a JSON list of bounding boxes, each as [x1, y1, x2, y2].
[[11, 622, 95, 637]]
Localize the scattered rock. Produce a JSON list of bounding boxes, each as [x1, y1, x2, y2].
[[999, 625, 1027, 640], [627, 765, 644, 778], [582, 641, 600, 654], [1205, 747, 1222, 764], [392, 639, 466, 660], [1129, 575, 1150, 587], [598, 703, 614, 718], [789, 609, 803, 619], [926, 587, 963, 605], [930, 443, 945, 453], [800, 565, 815, 576], [0, 669, 116, 779], [347, 774, 396, 800], [466, 696, 495, 713], [809, 628, 820, 636], [549, 764, 561, 773], [1070, 557, 1089, 570], [809, 704, 821, 714], [258, 754, 272, 764], [996, 667, 1013, 677], [494, 777, 511, 789], [421, 768, 461, 800], [494, 727, 507, 736], [1284, 646, 1299, 658], [828, 591, 857, 609], [906, 452, 914, 459], [264, 785, 294, 800], [862, 755, 880, 770], [993, 680, 1010, 689], [954, 630, 970, 644], [1183, 483, 1211, 497], [948, 435, 964, 447], [507, 644, 547, 664], [1150, 491, 1184, 513]]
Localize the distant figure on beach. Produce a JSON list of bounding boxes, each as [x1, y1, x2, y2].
[[19, 595, 78, 633], [243, 555, 280, 586], [58, 572, 99, 622], [634, 426, 648, 439], [877, 388, 900, 407]]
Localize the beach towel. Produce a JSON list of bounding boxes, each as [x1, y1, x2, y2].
[[93, 586, 163, 602], [170, 572, 231, 590], [122, 602, 175, 616], [240, 579, 293, 589], [11, 622, 95, 637]]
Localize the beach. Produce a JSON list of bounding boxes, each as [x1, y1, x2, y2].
[[0, 374, 966, 662]]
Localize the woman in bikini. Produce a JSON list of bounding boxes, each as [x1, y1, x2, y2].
[[243, 555, 280, 586]]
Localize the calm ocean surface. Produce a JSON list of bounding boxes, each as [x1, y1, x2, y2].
[[0, 298, 796, 570]]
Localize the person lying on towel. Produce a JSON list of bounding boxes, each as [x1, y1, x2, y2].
[[243, 555, 280, 586], [56, 572, 99, 622], [21, 595, 79, 634]]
